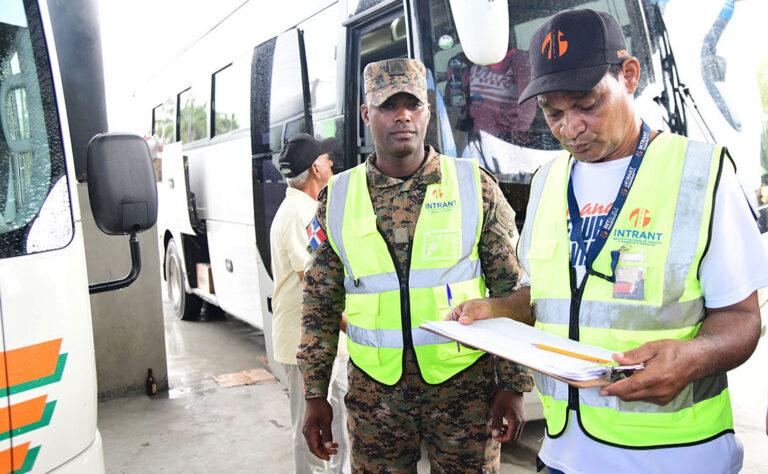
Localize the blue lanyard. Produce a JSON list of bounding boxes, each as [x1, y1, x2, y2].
[[566, 122, 651, 283]]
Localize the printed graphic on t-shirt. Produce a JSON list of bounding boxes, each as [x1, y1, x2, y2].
[[569, 204, 647, 300], [567, 202, 612, 266]]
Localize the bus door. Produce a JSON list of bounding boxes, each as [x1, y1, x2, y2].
[[343, 3, 410, 168], [250, 28, 312, 275], [249, 28, 312, 377], [0, 2, 98, 472]]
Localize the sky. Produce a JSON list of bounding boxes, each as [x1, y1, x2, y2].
[[97, 0, 768, 133]]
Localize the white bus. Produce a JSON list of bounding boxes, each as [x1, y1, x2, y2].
[[141, 0, 766, 384], [0, 0, 157, 472]]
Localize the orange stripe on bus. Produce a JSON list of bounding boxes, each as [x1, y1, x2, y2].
[[0, 441, 30, 472], [0, 339, 62, 389], [0, 396, 47, 433]]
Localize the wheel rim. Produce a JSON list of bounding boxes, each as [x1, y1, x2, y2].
[[168, 253, 183, 311]]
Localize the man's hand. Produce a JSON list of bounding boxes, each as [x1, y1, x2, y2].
[[598, 339, 698, 405], [447, 287, 534, 326], [302, 398, 338, 460], [601, 293, 761, 406], [491, 391, 525, 442], [450, 298, 493, 325]]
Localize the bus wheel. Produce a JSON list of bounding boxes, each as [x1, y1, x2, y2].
[[165, 238, 202, 321]]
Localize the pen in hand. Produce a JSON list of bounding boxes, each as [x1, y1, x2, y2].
[[446, 284, 461, 352]]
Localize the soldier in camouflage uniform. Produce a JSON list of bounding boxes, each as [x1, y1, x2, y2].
[[298, 58, 532, 473]]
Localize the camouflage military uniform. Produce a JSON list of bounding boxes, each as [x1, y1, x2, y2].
[[299, 148, 532, 473]]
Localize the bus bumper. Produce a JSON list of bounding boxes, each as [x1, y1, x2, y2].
[[50, 430, 105, 474]]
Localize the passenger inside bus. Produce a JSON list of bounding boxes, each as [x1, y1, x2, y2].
[[428, 0, 648, 226], [444, 48, 537, 147]]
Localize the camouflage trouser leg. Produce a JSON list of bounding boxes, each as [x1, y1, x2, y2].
[[421, 378, 500, 474], [345, 352, 499, 474]]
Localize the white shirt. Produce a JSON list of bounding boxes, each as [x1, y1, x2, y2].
[[537, 150, 768, 474], [270, 187, 318, 365]]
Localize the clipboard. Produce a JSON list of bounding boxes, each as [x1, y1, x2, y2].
[[419, 318, 643, 388]]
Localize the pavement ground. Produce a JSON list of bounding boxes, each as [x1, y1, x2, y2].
[[99, 295, 767, 473]]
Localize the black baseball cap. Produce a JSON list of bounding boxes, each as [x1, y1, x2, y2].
[[278, 133, 337, 178], [518, 9, 630, 104]]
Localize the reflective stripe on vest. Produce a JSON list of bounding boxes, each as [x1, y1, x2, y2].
[[325, 155, 486, 385], [521, 134, 733, 447], [518, 158, 556, 275], [345, 324, 455, 348], [340, 260, 483, 295]]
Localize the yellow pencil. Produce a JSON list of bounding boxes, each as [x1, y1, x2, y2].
[[532, 343, 613, 365]]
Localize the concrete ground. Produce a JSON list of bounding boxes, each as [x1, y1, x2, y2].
[[99, 295, 768, 473], [98, 296, 544, 473]]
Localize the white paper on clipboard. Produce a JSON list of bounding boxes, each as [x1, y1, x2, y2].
[[420, 318, 642, 386]]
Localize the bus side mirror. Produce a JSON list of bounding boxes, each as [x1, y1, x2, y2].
[[449, 0, 509, 65], [86, 132, 158, 294], [87, 132, 157, 235]]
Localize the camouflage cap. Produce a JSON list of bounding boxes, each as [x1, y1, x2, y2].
[[363, 58, 428, 106]]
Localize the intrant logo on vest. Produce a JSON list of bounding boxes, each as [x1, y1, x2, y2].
[[425, 187, 457, 213], [568, 205, 663, 265], [613, 208, 663, 247]]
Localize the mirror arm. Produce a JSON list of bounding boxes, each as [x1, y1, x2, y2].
[[88, 230, 142, 294]]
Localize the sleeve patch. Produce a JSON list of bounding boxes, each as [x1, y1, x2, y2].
[[306, 217, 328, 251]]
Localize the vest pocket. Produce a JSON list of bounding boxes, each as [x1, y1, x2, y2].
[[345, 293, 381, 366], [436, 341, 482, 360], [431, 285, 483, 360], [347, 216, 378, 237]]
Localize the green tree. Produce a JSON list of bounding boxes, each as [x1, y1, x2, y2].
[[180, 96, 207, 143], [215, 112, 239, 136]]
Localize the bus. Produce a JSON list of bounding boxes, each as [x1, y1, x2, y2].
[[141, 0, 767, 386], [0, 0, 157, 472]]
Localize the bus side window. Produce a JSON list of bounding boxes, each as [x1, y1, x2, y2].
[[300, 4, 340, 113], [152, 99, 175, 144], [212, 61, 249, 138], [178, 85, 207, 144]]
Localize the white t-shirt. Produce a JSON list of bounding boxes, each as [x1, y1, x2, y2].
[[270, 187, 318, 365], [537, 152, 768, 474]]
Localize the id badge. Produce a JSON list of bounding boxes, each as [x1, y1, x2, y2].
[[612, 250, 645, 301]]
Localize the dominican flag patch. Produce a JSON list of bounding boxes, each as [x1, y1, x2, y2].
[[306, 217, 327, 250]]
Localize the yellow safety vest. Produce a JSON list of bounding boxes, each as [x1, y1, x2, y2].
[[325, 155, 486, 384], [519, 133, 734, 447]]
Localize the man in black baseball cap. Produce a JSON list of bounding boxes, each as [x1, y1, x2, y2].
[[272, 131, 346, 473], [279, 133, 336, 179], [518, 8, 630, 104], [453, 7, 763, 474], [516, 8, 642, 164]]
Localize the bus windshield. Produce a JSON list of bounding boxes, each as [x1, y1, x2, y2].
[[0, 0, 72, 258], [426, 0, 652, 221]]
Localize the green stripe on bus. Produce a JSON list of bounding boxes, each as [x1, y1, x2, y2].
[[14, 445, 40, 474], [1, 354, 67, 397], [0, 401, 57, 442]]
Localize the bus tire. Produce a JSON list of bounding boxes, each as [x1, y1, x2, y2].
[[165, 238, 202, 321]]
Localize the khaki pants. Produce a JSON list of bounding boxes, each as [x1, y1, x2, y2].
[[283, 361, 351, 474]]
